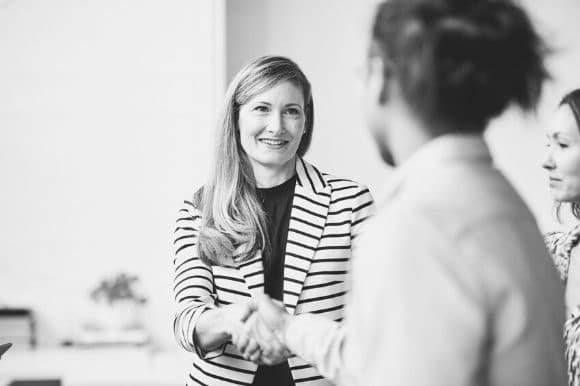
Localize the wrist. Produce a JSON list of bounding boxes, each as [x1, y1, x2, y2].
[[276, 313, 291, 345], [193, 306, 232, 353], [214, 306, 236, 340]]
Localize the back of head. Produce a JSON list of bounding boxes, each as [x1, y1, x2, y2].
[[372, 0, 549, 130]]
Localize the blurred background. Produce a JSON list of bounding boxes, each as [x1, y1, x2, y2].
[[0, 0, 579, 384]]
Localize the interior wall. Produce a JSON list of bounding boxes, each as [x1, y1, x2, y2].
[[1, 0, 579, 351], [0, 0, 223, 347], [226, 0, 580, 231], [226, 0, 390, 197]]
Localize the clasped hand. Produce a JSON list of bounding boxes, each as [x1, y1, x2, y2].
[[230, 295, 291, 365]]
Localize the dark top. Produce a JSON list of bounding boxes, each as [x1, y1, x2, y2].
[[252, 174, 296, 386]]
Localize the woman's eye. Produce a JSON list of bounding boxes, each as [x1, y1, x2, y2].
[[284, 108, 300, 116], [254, 105, 269, 113], [558, 142, 569, 149]]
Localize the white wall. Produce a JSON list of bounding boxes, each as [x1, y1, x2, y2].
[[226, 0, 390, 196], [2, 0, 579, 354], [226, 0, 580, 231], [0, 0, 223, 348], [486, 0, 580, 231]]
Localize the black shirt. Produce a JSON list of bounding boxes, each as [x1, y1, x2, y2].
[[252, 174, 296, 386]]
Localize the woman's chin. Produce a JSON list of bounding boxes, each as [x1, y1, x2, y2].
[[554, 194, 580, 204], [253, 155, 295, 169]]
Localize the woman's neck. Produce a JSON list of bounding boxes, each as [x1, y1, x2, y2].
[[252, 157, 296, 188]]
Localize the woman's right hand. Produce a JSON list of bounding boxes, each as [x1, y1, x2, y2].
[[223, 301, 257, 334], [194, 300, 257, 354], [218, 301, 290, 364], [245, 311, 291, 365], [195, 300, 290, 364], [225, 301, 263, 362]]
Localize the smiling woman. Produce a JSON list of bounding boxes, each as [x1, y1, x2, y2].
[[238, 81, 307, 188], [171, 56, 374, 386], [544, 89, 580, 386]]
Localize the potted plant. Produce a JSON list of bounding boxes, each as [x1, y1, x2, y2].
[[89, 272, 147, 330]]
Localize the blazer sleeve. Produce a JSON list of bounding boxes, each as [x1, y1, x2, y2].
[[172, 200, 225, 359], [283, 184, 375, 383], [350, 184, 375, 250]]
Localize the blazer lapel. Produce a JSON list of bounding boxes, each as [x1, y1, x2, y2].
[[283, 158, 330, 315], [238, 253, 265, 298]]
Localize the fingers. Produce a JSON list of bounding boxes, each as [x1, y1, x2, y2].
[[238, 300, 257, 323], [257, 354, 278, 366], [232, 322, 262, 361], [256, 294, 289, 336], [247, 313, 291, 365], [244, 339, 262, 362], [272, 298, 285, 307], [232, 312, 291, 365], [230, 297, 292, 365], [253, 315, 286, 354]]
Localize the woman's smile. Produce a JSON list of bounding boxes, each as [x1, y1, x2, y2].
[[258, 137, 290, 149]]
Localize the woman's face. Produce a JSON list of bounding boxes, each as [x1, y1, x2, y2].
[[543, 105, 580, 202], [238, 81, 306, 172]]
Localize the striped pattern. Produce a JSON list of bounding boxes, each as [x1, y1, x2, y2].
[[173, 158, 374, 385], [545, 224, 580, 385]]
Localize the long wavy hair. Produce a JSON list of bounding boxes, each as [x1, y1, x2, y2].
[[554, 89, 580, 222], [195, 56, 314, 267]]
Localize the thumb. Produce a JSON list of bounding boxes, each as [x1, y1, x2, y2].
[[257, 295, 285, 328], [238, 301, 257, 322]]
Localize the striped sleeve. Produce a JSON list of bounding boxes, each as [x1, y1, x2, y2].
[[350, 184, 374, 241], [172, 201, 223, 359]]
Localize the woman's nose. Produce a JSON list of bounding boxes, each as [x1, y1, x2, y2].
[[267, 113, 284, 134], [542, 150, 555, 171]]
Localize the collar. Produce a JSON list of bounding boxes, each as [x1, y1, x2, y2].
[[295, 156, 328, 195], [375, 133, 492, 206]]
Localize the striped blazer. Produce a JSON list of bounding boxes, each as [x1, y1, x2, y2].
[[172, 158, 374, 385]]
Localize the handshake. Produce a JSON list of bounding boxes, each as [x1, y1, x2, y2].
[[227, 294, 292, 365]]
